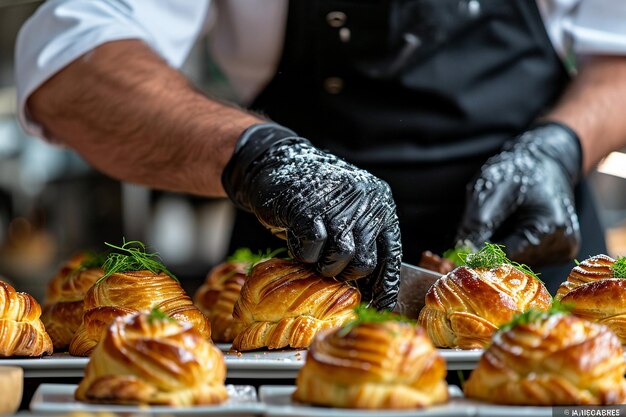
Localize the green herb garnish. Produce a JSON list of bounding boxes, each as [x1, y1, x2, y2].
[[498, 300, 574, 333], [97, 239, 177, 284], [339, 303, 414, 336], [459, 242, 540, 281], [65, 251, 108, 281], [443, 244, 475, 266], [228, 247, 286, 263], [612, 257, 626, 278], [227, 247, 287, 275], [147, 306, 176, 324]]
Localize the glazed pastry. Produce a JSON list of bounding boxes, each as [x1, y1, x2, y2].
[[0, 280, 53, 357], [69, 241, 210, 356], [193, 248, 267, 343], [555, 255, 626, 343], [554, 254, 616, 300], [418, 244, 551, 349], [194, 261, 247, 343], [464, 312, 626, 405], [231, 258, 360, 351], [75, 310, 227, 406], [70, 270, 211, 356], [42, 253, 104, 350], [293, 318, 448, 409]]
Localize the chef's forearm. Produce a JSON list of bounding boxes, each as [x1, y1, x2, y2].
[[28, 39, 262, 197], [545, 55, 626, 174]]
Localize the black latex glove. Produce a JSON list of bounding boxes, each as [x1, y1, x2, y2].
[[222, 123, 402, 310], [456, 122, 583, 266]]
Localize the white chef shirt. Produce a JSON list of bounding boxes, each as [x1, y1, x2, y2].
[[15, 0, 626, 140]]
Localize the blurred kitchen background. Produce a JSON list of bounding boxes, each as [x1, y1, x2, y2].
[[0, 0, 241, 299], [1, 1, 626, 302]]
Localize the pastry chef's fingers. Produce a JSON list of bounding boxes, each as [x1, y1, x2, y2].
[[322, 189, 380, 280], [348, 209, 401, 309], [500, 191, 580, 266], [455, 168, 518, 249], [369, 218, 402, 310], [286, 214, 328, 264], [315, 215, 356, 278]]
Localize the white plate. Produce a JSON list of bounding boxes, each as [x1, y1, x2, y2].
[[0, 353, 89, 378], [224, 349, 306, 379], [259, 385, 475, 417], [215, 343, 233, 352], [475, 404, 551, 417], [0, 350, 307, 379], [30, 383, 264, 415], [437, 349, 483, 370]]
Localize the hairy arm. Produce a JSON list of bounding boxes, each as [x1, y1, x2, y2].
[[546, 55, 626, 173], [28, 39, 263, 197]]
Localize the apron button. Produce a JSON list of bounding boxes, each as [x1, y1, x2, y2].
[[323, 77, 344, 94], [326, 11, 347, 28]]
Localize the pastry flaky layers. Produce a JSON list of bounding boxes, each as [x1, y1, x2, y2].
[[231, 258, 360, 351], [0, 280, 53, 356], [75, 311, 227, 406], [418, 263, 551, 348], [42, 253, 103, 350], [294, 321, 448, 409], [69, 270, 211, 356], [554, 254, 626, 343], [464, 313, 626, 405], [194, 260, 248, 343]]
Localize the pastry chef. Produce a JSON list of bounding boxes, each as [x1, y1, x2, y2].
[[14, 0, 626, 298]]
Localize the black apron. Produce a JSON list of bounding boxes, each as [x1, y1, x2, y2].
[[228, 0, 606, 293]]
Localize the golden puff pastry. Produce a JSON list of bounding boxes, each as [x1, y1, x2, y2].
[[0, 280, 53, 356], [231, 258, 360, 351], [293, 320, 448, 409], [418, 263, 551, 349], [554, 254, 616, 301], [555, 255, 626, 343], [464, 313, 626, 405], [194, 260, 248, 343], [75, 310, 227, 406], [42, 253, 104, 350], [69, 270, 210, 356]]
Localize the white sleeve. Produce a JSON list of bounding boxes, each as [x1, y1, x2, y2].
[[15, 0, 210, 139], [539, 0, 626, 59]]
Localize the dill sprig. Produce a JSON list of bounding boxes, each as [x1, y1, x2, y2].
[[146, 306, 176, 324], [97, 239, 177, 284], [227, 247, 287, 275], [498, 300, 573, 332], [66, 251, 108, 280], [612, 257, 626, 279], [228, 247, 286, 264], [460, 242, 540, 281], [443, 245, 475, 266], [338, 303, 414, 336]]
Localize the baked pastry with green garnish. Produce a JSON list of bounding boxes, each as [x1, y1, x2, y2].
[[69, 240, 210, 356], [193, 248, 281, 343], [42, 252, 106, 350], [75, 308, 227, 406], [464, 305, 626, 405], [418, 242, 551, 349], [555, 255, 626, 343], [293, 305, 448, 409]]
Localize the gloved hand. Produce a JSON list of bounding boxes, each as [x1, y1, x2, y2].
[[456, 122, 582, 266], [222, 123, 402, 310]]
